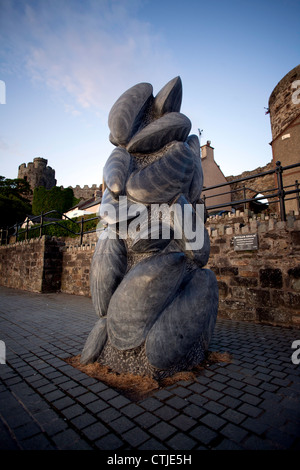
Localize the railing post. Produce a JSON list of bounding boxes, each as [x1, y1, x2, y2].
[[6, 226, 9, 245], [296, 180, 300, 213], [243, 185, 246, 212], [26, 218, 29, 240], [80, 217, 84, 246], [40, 212, 44, 238], [275, 161, 286, 221]]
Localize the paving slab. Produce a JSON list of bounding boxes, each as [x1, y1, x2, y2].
[[0, 285, 300, 453]]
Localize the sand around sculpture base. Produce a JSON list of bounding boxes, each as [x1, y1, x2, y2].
[[65, 351, 231, 401]]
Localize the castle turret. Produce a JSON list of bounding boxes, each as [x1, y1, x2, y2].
[[18, 157, 57, 194], [268, 64, 300, 214]]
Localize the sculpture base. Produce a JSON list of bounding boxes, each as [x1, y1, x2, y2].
[[97, 338, 206, 380]]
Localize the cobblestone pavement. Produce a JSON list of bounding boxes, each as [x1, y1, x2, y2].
[[0, 285, 300, 451]]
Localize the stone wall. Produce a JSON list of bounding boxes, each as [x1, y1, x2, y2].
[[60, 242, 95, 297], [226, 161, 277, 213], [0, 236, 63, 293], [0, 218, 299, 328], [206, 211, 300, 327]]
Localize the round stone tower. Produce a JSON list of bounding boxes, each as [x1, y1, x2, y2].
[[18, 157, 57, 193], [268, 64, 300, 214]]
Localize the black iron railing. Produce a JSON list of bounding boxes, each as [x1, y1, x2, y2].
[[202, 160, 300, 220], [1, 160, 299, 246], [1, 210, 101, 246]]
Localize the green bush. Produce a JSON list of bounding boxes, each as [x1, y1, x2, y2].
[[0, 176, 32, 229], [32, 186, 79, 217]]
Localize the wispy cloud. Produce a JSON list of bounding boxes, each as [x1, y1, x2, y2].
[[0, 0, 175, 113], [0, 137, 9, 151]]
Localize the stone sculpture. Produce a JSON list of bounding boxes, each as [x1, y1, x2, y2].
[[80, 77, 219, 379]]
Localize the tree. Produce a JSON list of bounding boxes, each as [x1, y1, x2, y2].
[[32, 186, 79, 217], [0, 176, 32, 229]]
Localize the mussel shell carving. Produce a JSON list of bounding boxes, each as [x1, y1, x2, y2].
[[126, 112, 191, 154], [193, 227, 210, 267], [80, 317, 107, 365], [131, 222, 174, 253], [126, 141, 194, 204], [145, 268, 219, 369], [108, 82, 153, 146], [107, 252, 187, 350], [171, 194, 206, 255], [153, 76, 182, 117], [90, 230, 127, 317], [103, 147, 132, 196]]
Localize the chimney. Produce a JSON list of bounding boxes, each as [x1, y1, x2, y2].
[[201, 140, 214, 160]]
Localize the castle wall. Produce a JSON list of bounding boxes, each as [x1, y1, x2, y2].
[[68, 184, 101, 201]]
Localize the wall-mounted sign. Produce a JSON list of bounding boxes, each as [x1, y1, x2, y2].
[[234, 233, 258, 251]]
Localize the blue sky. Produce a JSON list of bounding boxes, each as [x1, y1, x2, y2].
[[0, 0, 299, 189]]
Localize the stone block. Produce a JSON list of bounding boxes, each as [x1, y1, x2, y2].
[[291, 231, 300, 245], [234, 223, 241, 234], [247, 289, 271, 306], [287, 292, 300, 309], [256, 307, 290, 325], [230, 276, 258, 287], [239, 270, 259, 278], [230, 286, 246, 299], [260, 268, 283, 288], [210, 245, 220, 254], [220, 267, 238, 276], [218, 281, 229, 298], [257, 223, 267, 233]]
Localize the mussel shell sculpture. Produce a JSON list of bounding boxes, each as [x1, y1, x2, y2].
[[81, 76, 219, 379]]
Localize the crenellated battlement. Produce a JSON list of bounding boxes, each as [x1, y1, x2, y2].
[[206, 209, 300, 237], [71, 184, 98, 190], [68, 184, 102, 201]]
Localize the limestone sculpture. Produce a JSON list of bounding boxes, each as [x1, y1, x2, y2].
[[80, 77, 219, 379]]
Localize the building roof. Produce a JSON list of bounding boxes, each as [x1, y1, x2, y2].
[[66, 195, 102, 212]]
